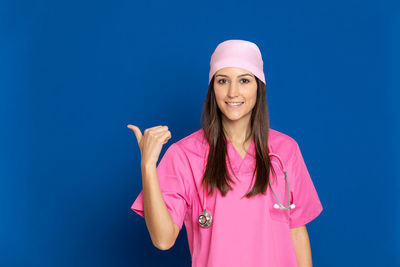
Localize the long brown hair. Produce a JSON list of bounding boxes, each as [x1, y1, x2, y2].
[[200, 75, 276, 198]]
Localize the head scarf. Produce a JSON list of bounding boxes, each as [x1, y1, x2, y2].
[[209, 39, 266, 85]]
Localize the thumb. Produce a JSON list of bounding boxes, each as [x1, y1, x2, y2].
[[127, 124, 143, 147]]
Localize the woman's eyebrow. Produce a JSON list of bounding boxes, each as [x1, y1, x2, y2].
[[215, 73, 254, 78]]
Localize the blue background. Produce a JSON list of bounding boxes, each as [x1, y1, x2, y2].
[[1, 0, 399, 266]]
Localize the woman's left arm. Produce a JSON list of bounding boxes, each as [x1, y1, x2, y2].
[[290, 225, 313, 267]]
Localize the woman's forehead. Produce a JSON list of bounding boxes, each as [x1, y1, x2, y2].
[[215, 67, 254, 76]]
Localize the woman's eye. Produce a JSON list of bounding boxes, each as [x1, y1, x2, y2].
[[241, 79, 250, 83], [218, 79, 227, 84]]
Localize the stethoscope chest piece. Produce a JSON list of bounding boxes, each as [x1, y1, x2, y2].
[[198, 210, 213, 228]]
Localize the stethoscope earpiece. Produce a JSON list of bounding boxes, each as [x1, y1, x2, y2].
[[274, 203, 296, 209]]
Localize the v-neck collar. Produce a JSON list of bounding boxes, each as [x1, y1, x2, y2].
[[226, 137, 256, 173]]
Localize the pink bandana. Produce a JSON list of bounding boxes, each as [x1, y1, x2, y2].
[[209, 39, 266, 85]]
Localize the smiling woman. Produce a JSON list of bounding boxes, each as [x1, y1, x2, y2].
[[129, 39, 323, 267]]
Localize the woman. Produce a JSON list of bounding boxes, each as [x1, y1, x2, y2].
[[127, 39, 323, 267]]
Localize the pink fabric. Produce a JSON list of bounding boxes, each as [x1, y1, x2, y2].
[[209, 39, 266, 85], [131, 128, 323, 267]]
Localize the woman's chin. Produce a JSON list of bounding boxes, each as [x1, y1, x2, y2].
[[222, 113, 246, 122]]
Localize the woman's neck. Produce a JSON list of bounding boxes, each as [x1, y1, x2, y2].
[[222, 116, 252, 144]]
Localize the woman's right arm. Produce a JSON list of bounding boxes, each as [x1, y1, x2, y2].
[[141, 162, 180, 250], [128, 124, 180, 250]]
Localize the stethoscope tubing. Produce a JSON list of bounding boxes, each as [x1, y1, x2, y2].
[[198, 145, 295, 228]]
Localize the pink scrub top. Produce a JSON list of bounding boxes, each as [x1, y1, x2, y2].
[[131, 128, 323, 267]]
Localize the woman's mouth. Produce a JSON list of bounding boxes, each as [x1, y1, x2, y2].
[[225, 101, 244, 108]]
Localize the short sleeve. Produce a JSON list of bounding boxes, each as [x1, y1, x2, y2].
[[288, 141, 323, 228], [130, 143, 191, 230]]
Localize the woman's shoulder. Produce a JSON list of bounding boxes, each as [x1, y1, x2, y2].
[[268, 127, 299, 153], [168, 128, 207, 158]]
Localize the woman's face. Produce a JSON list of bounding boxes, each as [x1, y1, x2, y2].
[[213, 67, 258, 123]]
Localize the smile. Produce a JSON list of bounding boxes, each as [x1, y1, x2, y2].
[[225, 101, 244, 107]]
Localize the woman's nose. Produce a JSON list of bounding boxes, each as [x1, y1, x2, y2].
[[227, 82, 240, 97]]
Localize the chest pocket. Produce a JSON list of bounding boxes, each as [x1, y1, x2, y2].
[[268, 161, 291, 224]]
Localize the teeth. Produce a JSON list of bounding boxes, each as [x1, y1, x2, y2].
[[226, 102, 243, 106]]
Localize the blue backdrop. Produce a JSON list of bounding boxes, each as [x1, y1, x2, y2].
[[1, 0, 399, 266]]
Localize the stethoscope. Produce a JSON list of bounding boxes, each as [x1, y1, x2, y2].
[[198, 146, 296, 228]]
